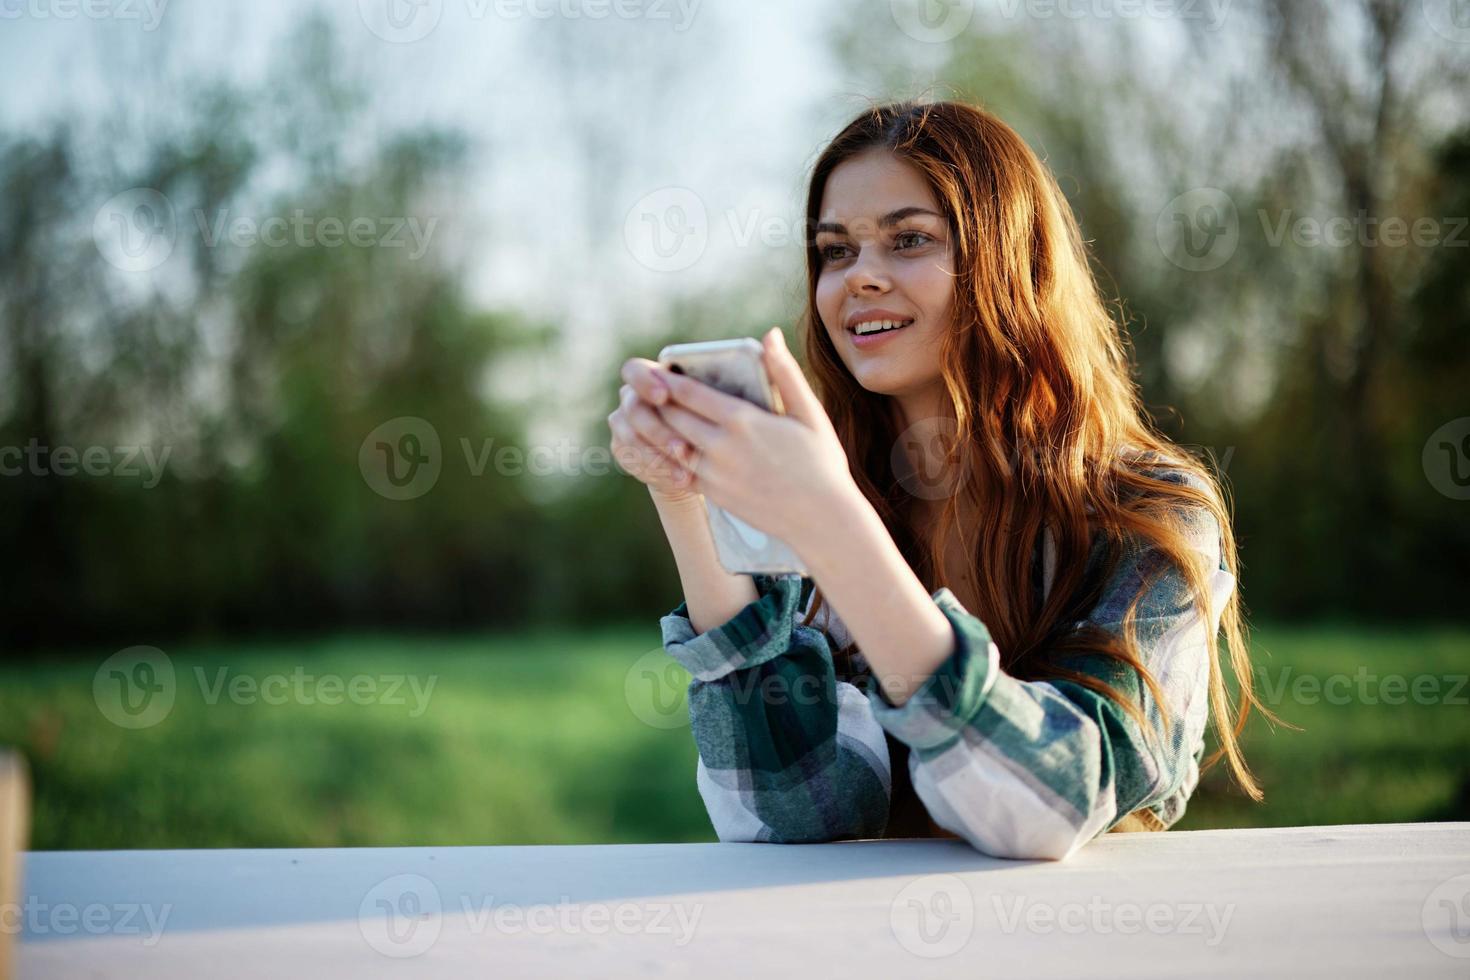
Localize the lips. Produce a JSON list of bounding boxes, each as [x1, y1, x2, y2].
[[849, 318, 914, 336], [848, 320, 913, 348], [845, 309, 916, 332]]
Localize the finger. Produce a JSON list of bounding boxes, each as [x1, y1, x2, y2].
[[621, 383, 670, 423], [608, 412, 684, 479], [762, 326, 834, 434], [620, 384, 649, 413], [627, 400, 692, 463], [656, 400, 722, 449], [656, 367, 759, 426], [666, 453, 698, 492], [621, 358, 670, 406], [606, 413, 651, 471]]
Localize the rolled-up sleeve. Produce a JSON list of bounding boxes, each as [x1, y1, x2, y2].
[[661, 574, 893, 844], [864, 504, 1233, 862]]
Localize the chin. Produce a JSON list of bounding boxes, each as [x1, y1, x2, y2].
[[850, 369, 911, 397]]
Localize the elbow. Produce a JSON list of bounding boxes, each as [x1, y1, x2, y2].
[[696, 757, 768, 842], [987, 829, 1091, 862], [709, 817, 869, 846], [696, 756, 882, 844], [712, 807, 889, 846], [947, 817, 1095, 862], [711, 825, 763, 844], [907, 744, 1114, 863]]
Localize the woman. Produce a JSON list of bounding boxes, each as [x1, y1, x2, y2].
[[607, 99, 1276, 860]]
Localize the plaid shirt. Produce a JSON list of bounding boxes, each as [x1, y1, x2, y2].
[[658, 469, 1234, 861]]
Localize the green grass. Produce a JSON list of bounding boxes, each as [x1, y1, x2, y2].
[[1, 623, 1466, 850], [1177, 622, 1470, 830]]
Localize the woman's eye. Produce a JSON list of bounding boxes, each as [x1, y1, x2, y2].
[[819, 232, 930, 264], [895, 230, 931, 250]]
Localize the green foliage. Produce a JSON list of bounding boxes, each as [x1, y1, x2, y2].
[[0, 16, 565, 647], [0, 629, 708, 848], [1185, 622, 1470, 828], [1, 5, 1465, 657], [1, 624, 1464, 849]]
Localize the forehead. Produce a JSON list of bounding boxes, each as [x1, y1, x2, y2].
[[818, 149, 939, 224]]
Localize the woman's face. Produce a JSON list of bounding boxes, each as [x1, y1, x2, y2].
[[814, 148, 955, 410]]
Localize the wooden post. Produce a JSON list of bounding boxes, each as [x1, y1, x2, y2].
[[0, 751, 28, 980]]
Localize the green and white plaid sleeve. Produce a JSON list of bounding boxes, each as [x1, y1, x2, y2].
[[659, 470, 1230, 860], [659, 573, 893, 843], [863, 478, 1232, 860]]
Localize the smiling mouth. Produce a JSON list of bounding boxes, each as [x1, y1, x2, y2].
[[850, 318, 915, 336]]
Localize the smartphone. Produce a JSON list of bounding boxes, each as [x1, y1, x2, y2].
[[656, 337, 809, 577]]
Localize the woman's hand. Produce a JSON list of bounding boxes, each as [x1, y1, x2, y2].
[[650, 326, 857, 555], [609, 356, 701, 504]]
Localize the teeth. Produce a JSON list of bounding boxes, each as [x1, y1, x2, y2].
[[853, 319, 912, 335]]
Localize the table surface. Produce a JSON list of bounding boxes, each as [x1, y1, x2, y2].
[[15, 822, 1470, 978]]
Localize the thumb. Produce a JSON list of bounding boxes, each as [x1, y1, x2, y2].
[[762, 327, 833, 433]]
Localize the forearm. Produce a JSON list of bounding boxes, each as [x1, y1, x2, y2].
[[797, 488, 955, 708], [658, 570, 893, 844], [650, 487, 759, 634]]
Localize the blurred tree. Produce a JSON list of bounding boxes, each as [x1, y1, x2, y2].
[[3, 3, 1464, 650], [0, 14, 555, 649], [828, 0, 1468, 618]]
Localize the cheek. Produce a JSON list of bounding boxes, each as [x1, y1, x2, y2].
[[815, 275, 843, 330], [907, 261, 954, 319]]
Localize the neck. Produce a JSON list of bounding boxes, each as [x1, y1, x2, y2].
[[888, 383, 963, 504], [892, 381, 948, 434]]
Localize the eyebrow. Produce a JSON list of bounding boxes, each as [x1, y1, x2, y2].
[[814, 207, 943, 236]]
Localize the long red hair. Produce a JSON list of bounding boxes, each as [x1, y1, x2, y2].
[[797, 98, 1284, 813]]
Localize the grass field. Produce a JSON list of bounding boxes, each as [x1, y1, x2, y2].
[[1, 622, 1466, 850]]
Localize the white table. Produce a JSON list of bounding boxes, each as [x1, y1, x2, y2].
[[15, 822, 1470, 978]]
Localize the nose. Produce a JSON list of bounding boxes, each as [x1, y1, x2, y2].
[[844, 246, 891, 295]]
